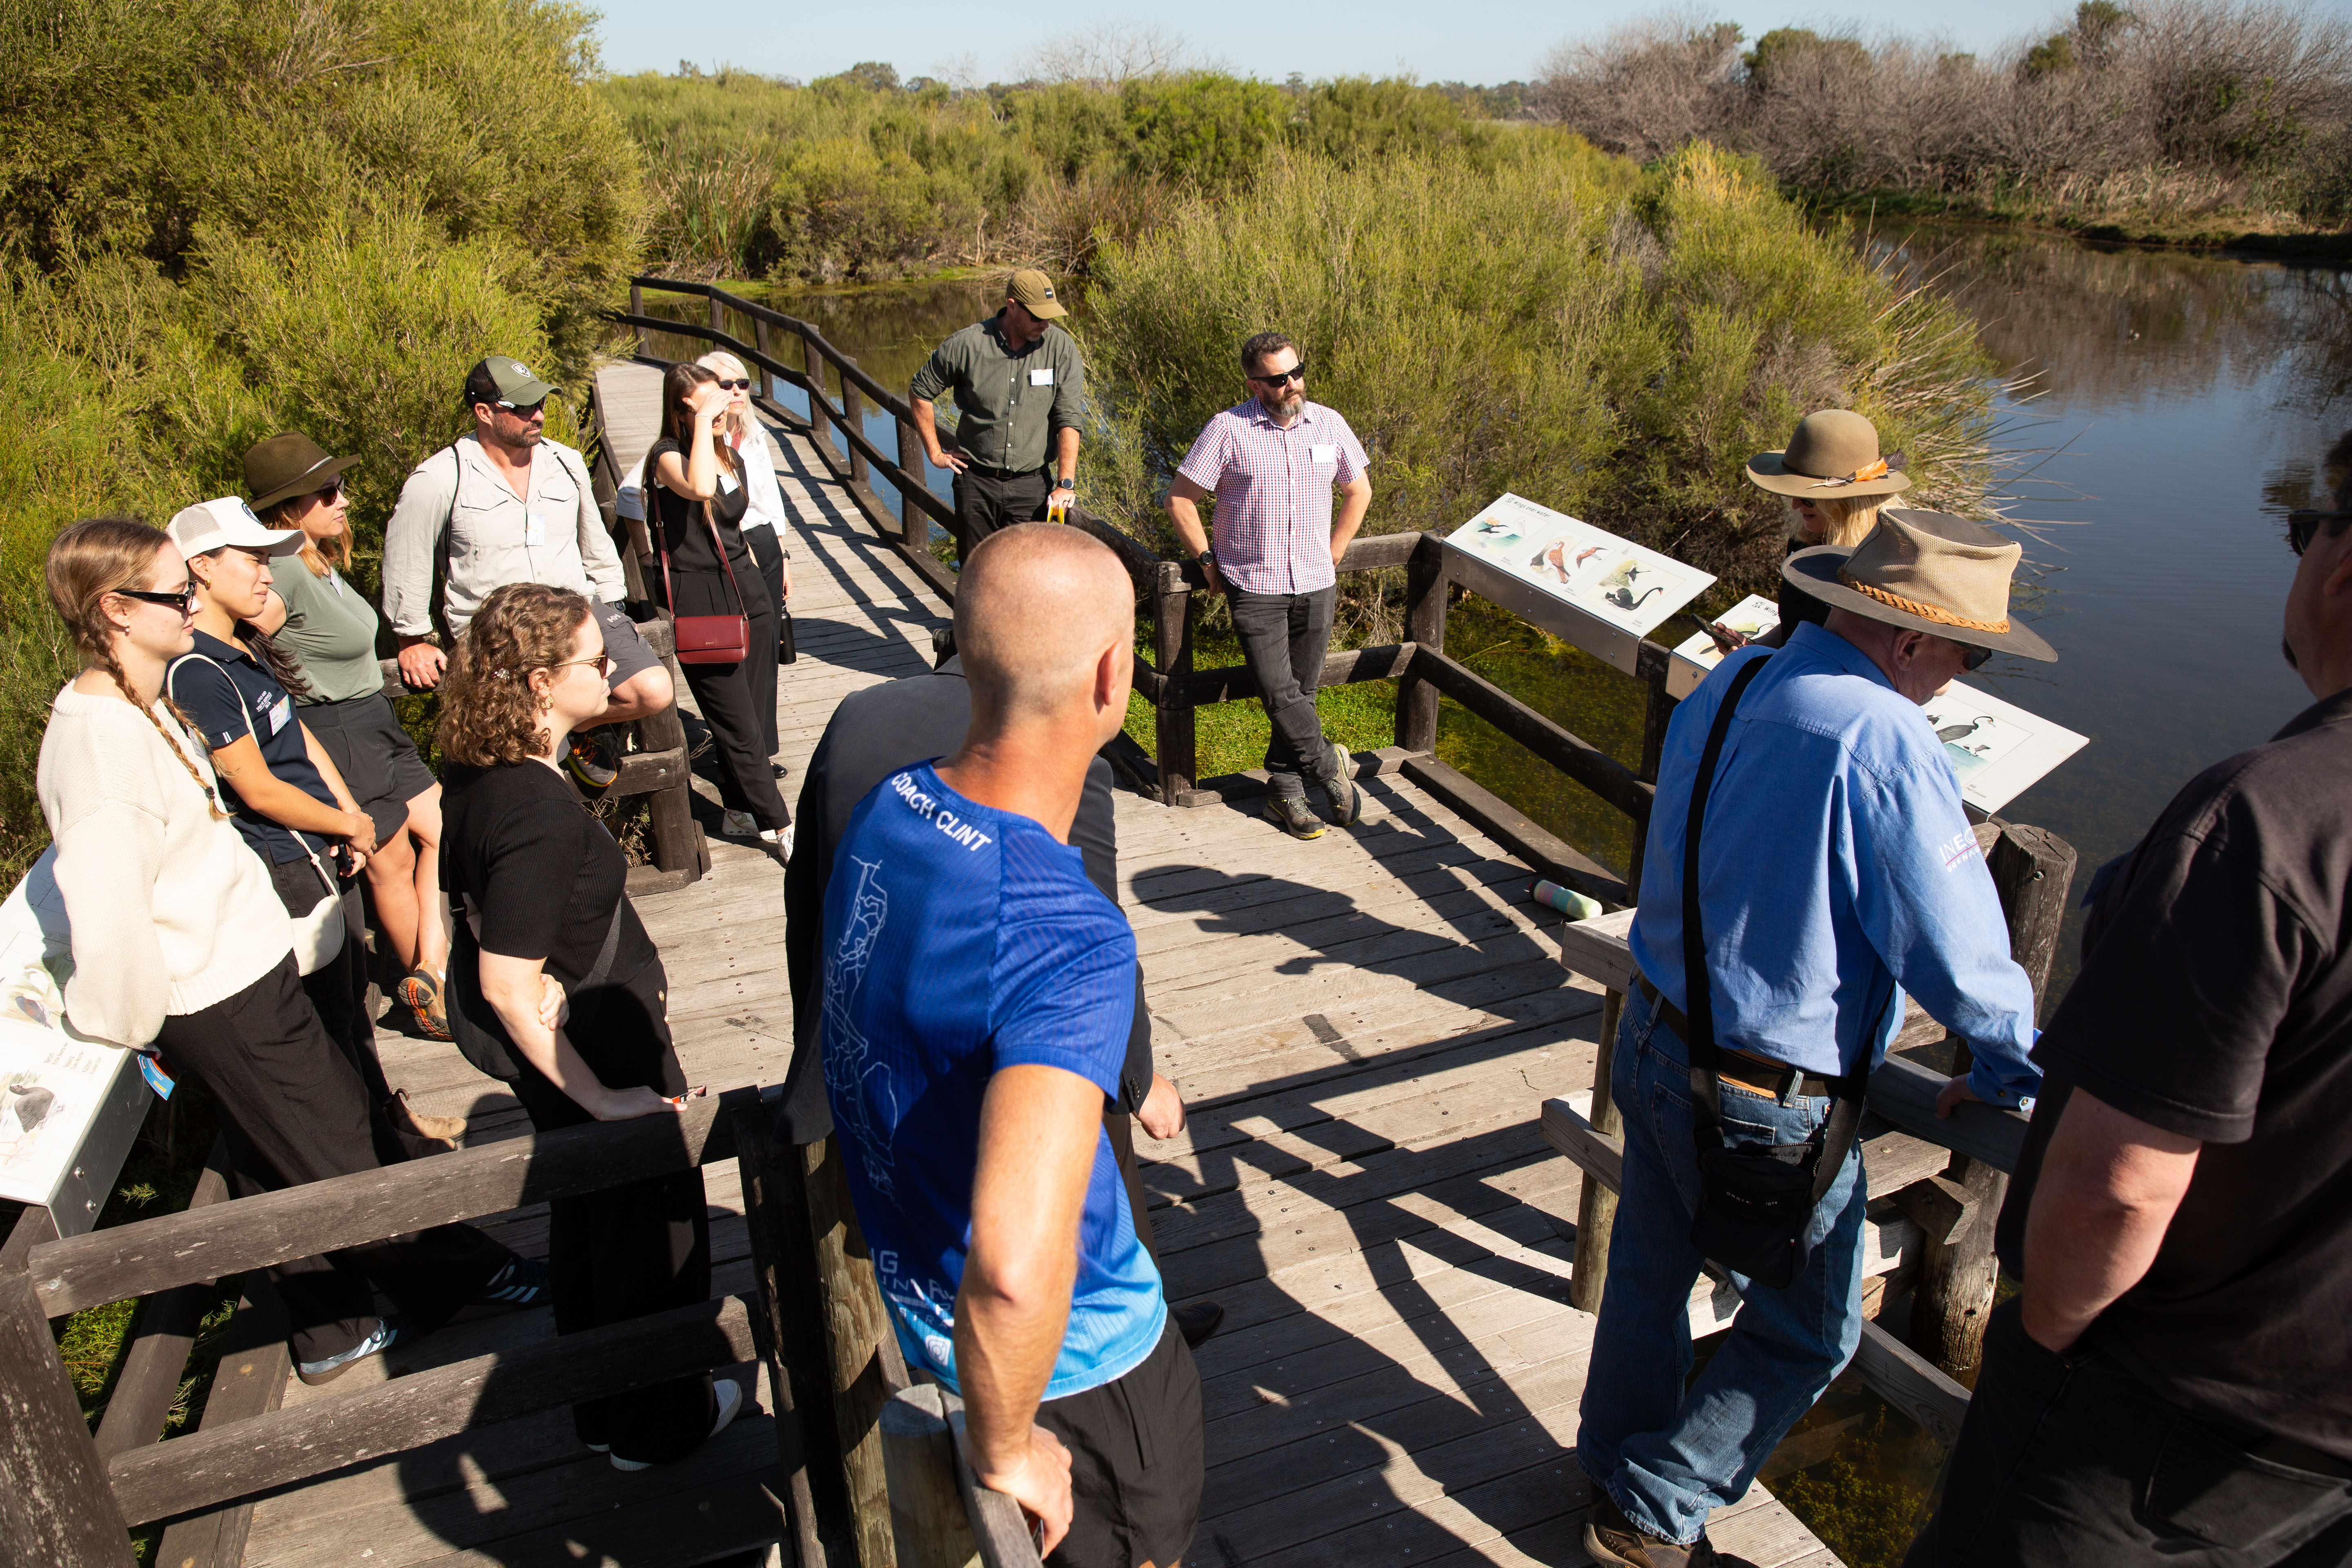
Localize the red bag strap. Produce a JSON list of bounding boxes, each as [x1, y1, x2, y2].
[[651, 445, 750, 619]]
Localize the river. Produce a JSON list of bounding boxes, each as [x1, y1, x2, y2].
[[645, 234, 2347, 1564]]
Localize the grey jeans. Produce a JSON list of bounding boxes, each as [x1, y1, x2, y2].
[[1228, 584, 1336, 795]]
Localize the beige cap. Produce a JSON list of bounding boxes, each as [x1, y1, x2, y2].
[[166, 497, 304, 559], [1007, 268, 1068, 320]]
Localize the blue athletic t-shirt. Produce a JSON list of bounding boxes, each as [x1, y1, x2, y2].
[[820, 762, 1164, 1400]]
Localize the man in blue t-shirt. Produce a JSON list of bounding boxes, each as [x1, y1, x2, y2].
[[822, 526, 1203, 1568]]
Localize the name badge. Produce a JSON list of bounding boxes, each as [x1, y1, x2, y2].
[[523, 512, 548, 547], [718, 469, 740, 494], [267, 695, 292, 735], [1310, 444, 1339, 463], [1029, 367, 1055, 387]]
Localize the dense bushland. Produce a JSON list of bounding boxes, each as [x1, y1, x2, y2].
[[0, 0, 637, 884], [1079, 141, 1999, 640], [1536, 0, 2352, 234], [600, 68, 1498, 282]]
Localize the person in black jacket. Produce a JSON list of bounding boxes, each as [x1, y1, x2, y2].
[[777, 647, 1224, 1348], [647, 361, 791, 853]]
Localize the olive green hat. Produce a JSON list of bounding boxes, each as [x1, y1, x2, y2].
[[1748, 409, 1912, 499]]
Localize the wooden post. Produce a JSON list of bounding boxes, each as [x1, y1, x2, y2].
[[895, 420, 927, 550], [802, 328, 831, 445], [629, 280, 644, 358], [1152, 561, 1196, 806], [805, 1135, 900, 1568], [708, 290, 726, 346], [754, 317, 775, 402], [1907, 822, 2076, 1376], [842, 362, 870, 490], [1396, 534, 1447, 753], [1568, 989, 1624, 1314], [1, 1208, 136, 1567], [880, 1385, 982, 1568], [733, 1106, 843, 1568]]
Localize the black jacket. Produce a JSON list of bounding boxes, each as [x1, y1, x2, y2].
[[775, 658, 1153, 1143]]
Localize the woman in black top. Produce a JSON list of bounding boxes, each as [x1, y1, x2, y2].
[[436, 581, 743, 1470], [647, 361, 791, 854], [1739, 409, 1911, 648]]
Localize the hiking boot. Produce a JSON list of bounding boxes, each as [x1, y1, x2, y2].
[[396, 964, 451, 1041], [1585, 1493, 1716, 1568], [1263, 793, 1325, 840], [566, 729, 619, 791], [1317, 753, 1362, 827]]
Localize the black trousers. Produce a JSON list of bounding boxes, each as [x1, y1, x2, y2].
[[679, 605, 790, 831], [951, 468, 1049, 565], [153, 956, 512, 1363], [268, 860, 427, 1165], [508, 965, 717, 1465], [1906, 1301, 2352, 1567], [1227, 584, 1338, 795], [746, 525, 787, 756]]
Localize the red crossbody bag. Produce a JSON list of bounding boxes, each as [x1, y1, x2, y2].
[[655, 482, 751, 665]]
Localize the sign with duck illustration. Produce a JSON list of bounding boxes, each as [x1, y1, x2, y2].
[[1917, 682, 2088, 814], [1444, 494, 1716, 672], [1666, 594, 1783, 698]]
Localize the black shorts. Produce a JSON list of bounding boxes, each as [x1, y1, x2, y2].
[[592, 599, 662, 691], [1034, 1319, 1204, 1568], [301, 693, 437, 847]]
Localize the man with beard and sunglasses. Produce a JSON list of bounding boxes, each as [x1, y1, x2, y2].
[[380, 356, 674, 793], [1166, 332, 1373, 841], [1905, 433, 2352, 1567]]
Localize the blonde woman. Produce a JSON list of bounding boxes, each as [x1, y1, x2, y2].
[[36, 518, 539, 1386], [1742, 409, 1910, 647], [245, 432, 456, 1046], [695, 350, 793, 764]]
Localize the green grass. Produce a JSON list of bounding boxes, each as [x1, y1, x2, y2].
[[1122, 627, 1402, 780]]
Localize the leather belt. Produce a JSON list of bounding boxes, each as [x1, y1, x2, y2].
[[1635, 976, 1840, 1099], [962, 462, 1045, 481]]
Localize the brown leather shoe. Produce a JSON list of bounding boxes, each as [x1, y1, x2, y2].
[[1584, 1494, 1716, 1568], [387, 1088, 466, 1150]]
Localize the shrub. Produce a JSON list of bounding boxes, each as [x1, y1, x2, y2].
[[1081, 141, 1997, 630]]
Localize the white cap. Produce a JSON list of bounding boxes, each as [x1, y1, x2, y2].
[[166, 497, 304, 559]]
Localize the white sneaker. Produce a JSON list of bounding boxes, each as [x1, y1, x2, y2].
[[760, 823, 795, 859], [722, 808, 758, 837], [610, 1377, 745, 1471]]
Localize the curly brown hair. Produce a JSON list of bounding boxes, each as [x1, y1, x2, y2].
[[437, 582, 592, 766]]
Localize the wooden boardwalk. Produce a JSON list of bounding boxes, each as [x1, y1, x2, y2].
[[240, 376, 1842, 1568]]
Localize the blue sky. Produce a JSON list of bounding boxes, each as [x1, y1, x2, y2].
[[591, 1, 2082, 84]]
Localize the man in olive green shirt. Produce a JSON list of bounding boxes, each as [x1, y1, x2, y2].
[[909, 269, 1086, 564]]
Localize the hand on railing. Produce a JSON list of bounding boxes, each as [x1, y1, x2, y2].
[[966, 1423, 1075, 1559]]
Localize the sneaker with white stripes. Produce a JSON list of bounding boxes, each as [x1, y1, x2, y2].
[[472, 1256, 552, 1310]]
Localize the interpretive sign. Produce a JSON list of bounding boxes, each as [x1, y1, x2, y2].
[[1443, 494, 1717, 677], [1666, 593, 1782, 699], [0, 849, 155, 1236], [1918, 681, 2087, 816]]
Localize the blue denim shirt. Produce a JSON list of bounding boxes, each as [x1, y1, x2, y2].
[[1627, 622, 2041, 1107]]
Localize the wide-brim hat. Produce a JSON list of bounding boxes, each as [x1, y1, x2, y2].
[[166, 497, 305, 559], [1748, 408, 1912, 499], [245, 431, 357, 512], [1786, 508, 2056, 662]]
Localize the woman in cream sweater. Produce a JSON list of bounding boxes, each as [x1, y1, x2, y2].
[[36, 517, 540, 1385]]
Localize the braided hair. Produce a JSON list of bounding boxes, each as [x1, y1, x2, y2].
[[45, 517, 228, 818]]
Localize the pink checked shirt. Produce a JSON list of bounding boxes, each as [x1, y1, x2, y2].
[[1176, 399, 1371, 595]]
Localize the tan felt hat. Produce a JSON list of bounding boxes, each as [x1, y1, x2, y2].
[[1007, 267, 1068, 320], [1785, 508, 2055, 662], [1748, 409, 1912, 498]]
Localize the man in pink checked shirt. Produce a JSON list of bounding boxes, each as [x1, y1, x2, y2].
[[1167, 332, 1375, 842]]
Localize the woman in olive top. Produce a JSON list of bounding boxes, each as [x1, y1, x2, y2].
[[246, 432, 457, 1045]]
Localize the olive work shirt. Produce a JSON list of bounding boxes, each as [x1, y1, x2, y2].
[[1997, 684, 2352, 1461], [379, 433, 627, 639], [908, 312, 1085, 475]]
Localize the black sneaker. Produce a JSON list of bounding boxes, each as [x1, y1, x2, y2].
[[1173, 1300, 1225, 1348], [1317, 754, 1362, 826], [1263, 793, 1325, 840], [472, 1256, 552, 1311], [297, 1315, 410, 1386], [1584, 1493, 1717, 1568]]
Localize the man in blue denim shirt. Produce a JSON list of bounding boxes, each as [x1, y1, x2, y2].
[[1579, 511, 2052, 1568]]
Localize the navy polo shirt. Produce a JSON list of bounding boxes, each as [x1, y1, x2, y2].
[[165, 629, 334, 864]]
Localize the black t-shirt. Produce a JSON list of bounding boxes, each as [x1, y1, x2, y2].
[[646, 435, 766, 621], [165, 629, 336, 864], [440, 760, 659, 995], [1998, 686, 2352, 1459]]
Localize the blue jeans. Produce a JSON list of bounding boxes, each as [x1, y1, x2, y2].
[[1576, 984, 1869, 1544]]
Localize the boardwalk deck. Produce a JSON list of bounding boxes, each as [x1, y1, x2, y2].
[[240, 372, 1842, 1568]]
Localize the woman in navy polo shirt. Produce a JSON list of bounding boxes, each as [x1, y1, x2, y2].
[[161, 498, 452, 1156]]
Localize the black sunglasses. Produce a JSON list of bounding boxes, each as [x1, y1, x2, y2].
[[115, 584, 197, 614], [496, 399, 548, 418], [715, 379, 752, 392], [1960, 644, 1995, 673], [1250, 359, 1308, 387], [2287, 509, 2352, 557]]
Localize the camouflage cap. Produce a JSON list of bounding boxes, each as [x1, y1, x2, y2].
[[1007, 268, 1067, 321]]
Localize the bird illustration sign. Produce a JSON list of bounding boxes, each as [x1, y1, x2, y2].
[[1915, 684, 2088, 813], [1444, 494, 1715, 666]]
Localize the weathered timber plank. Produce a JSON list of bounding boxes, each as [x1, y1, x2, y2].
[[1853, 1318, 1970, 1446]]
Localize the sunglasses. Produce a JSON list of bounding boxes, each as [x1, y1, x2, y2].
[[715, 379, 752, 392], [2287, 509, 2352, 557], [496, 399, 548, 418], [1250, 360, 1308, 387], [1960, 644, 1994, 673], [549, 652, 612, 678], [312, 478, 346, 502], [114, 584, 198, 614]]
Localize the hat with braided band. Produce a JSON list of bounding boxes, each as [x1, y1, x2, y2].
[[1785, 508, 2056, 662]]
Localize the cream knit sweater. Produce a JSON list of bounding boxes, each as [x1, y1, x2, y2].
[[36, 684, 291, 1048]]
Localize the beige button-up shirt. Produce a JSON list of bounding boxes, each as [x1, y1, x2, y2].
[[380, 434, 627, 637]]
